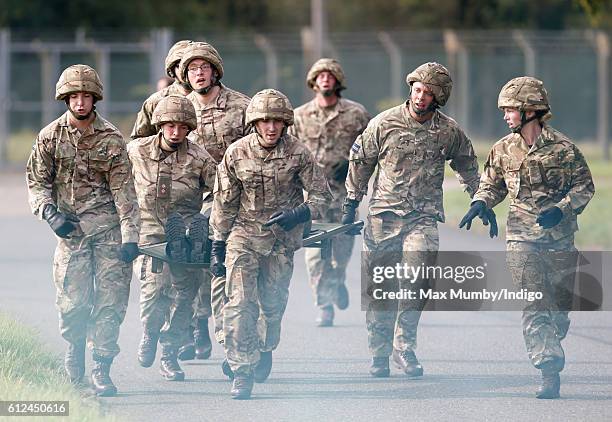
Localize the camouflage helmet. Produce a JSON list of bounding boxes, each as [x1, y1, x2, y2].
[[55, 64, 103, 101], [165, 40, 193, 79], [306, 58, 346, 91], [178, 42, 224, 86], [151, 95, 197, 130], [498, 76, 551, 119], [406, 62, 452, 106], [246, 89, 294, 127]]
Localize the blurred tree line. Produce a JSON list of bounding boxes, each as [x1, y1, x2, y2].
[[1, 0, 610, 30]]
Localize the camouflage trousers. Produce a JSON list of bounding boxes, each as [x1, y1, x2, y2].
[[224, 242, 294, 376], [211, 274, 228, 344], [188, 270, 212, 330], [363, 212, 439, 358], [506, 237, 577, 373], [305, 207, 355, 308], [137, 254, 201, 350], [53, 226, 132, 359]]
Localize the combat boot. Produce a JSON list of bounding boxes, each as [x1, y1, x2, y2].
[[222, 359, 234, 380], [165, 212, 188, 262], [536, 370, 561, 399], [177, 342, 196, 361], [137, 331, 159, 368], [231, 374, 254, 400], [188, 214, 209, 263], [392, 349, 424, 377], [335, 282, 350, 310], [91, 356, 117, 397], [64, 339, 85, 383], [254, 351, 273, 383], [177, 325, 195, 361], [369, 356, 390, 378], [194, 318, 212, 360], [160, 348, 185, 381], [316, 305, 334, 327]]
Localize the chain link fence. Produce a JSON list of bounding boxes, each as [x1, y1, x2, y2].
[[0, 28, 609, 166]]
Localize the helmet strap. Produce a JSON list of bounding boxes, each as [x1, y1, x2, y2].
[[160, 133, 181, 151], [512, 110, 540, 133], [194, 74, 219, 95], [410, 99, 438, 116], [65, 99, 95, 121]]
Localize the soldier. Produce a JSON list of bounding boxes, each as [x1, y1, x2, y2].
[[130, 40, 193, 140], [26, 64, 140, 396], [343, 62, 496, 379], [289, 58, 370, 327], [210, 89, 332, 399], [176, 41, 251, 362], [157, 76, 174, 91], [128, 95, 217, 381], [460, 77, 595, 399]]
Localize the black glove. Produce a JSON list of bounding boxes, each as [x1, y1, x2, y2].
[[263, 203, 311, 231], [42, 204, 80, 238], [331, 159, 350, 182], [210, 240, 227, 277], [459, 200, 499, 238], [119, 242, 139, 263], [482, 208, 499, 238], [341, 198, 362, 235], [536, 206, 563, 229]]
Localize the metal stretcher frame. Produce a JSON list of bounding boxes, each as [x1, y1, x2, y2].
[[137, 221, 364, 270]]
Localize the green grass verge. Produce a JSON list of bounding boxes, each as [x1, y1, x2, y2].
[[444, 142, 612, 250], [0, 312, 117, 422]]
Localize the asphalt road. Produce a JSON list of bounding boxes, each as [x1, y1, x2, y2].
[[2, 172, 611, 422]]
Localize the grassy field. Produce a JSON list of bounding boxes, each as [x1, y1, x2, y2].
[[444, 142, 612, 250], [0, 312, 116, 422]]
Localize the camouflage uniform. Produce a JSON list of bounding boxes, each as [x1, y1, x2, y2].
[[131, 82, 191, 140], [187, 85, 250, 163], [27, 99, 139, 359], [473, 77, 595, 373], [211, 90, 332, 376], [289, 58, 370, 310], [346, 63, 480, 358], [131, 40, 193, 140], [127, 97, 216, 351], [179, 42, 251, 343]]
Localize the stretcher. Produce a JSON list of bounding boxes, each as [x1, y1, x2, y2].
[[138, 221, 364, 271]]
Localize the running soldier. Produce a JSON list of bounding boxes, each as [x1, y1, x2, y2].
[[290, 58, 370, 326], [210, 89, 332, 399], [460, 76, 595, 399], [26, 64, 140, 396]]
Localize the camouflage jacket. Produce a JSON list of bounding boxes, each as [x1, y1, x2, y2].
[[130, 81, 190, 140], [127, 134, 217, 245], [346, 103, 480, 221], [26, 111, 140, 242], [289, 97, 369, 209], [210, 133, 332, 254], [473, 124, 595, 242], [187, 84, 250, 163]]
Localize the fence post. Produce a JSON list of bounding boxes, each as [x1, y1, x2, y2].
[[378, 32, 403, 101], [95, 47, 110, 118], [311, 0, 326, 61], [40, 48, 60, 128], [150, 28, 172, 90], [0, 29, 10, 167], [254, 34, 278, 89], [595, 31, 610, 161], [443, 30, 469, 130], [513, 31, 536, 76]]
